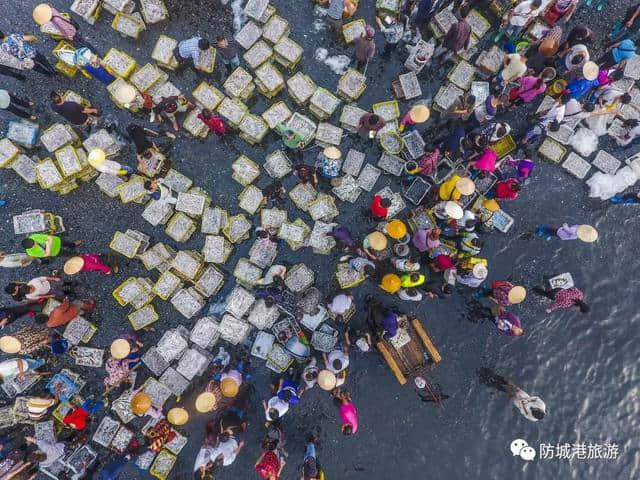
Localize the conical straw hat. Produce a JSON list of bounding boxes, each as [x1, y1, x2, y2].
[[576, 224, 598, 243], [195, 392, 218, 412], [409, 105, 430, 123], [131, 392, 152, 416], [508, 286, 527, 304], [33, 4, 53, 25], [318, 370, 337, 390], [368, 231, 388, 251], [455, 177, 475, 196], [63, 256, 84, 275], [110, 339, 130, 359], [167, 407, 189, 426], [0, 336, 21, 354], [323, 146, 342, 159]]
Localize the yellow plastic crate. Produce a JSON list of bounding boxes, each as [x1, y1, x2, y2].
[[112, 12, 145, 39], [112, 277, 144, 306], [55, 60, 78, 78], [491, 135, 516, 158], [128, 304, 159, 331], [372, 100, 400, 121], [103, 48, 137, 78], [0, 138, 20, 167]]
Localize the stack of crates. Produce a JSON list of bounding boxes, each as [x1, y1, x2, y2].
[[151, 35, 178, 70], [273, 37, 303, 70]]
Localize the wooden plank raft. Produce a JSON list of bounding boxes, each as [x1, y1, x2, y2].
[[377, 316, 441, 385]]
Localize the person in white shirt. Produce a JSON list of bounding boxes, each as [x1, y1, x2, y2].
[[210, 433, 244, 467], [326, 292, 354, 322], [392, 256, 421, 272], [478, 368, 546, 422], [509, 385, 546, 422], [144, 179, 177, 205], [498, 53, 528, 84], [302, 357, 319, 390], [324, 347, 349, 374], [263, 395, 290, 422], [594, 86, 631, 111], [256, 265, 287, 286], [93, 158, 133, 176], [615, 118, 640, 147], [193, 446, 215, 475], [398, 288, 423, 301], [25, 436, 65, 467], [498, 0, 543, 39], [456, 263, 488, 288]]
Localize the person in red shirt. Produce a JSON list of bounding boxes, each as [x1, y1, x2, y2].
[[494, 179, 521, 200], [62, 399, 104, 430], [369, 195, 391, 220], [197, 109, 229, 135]]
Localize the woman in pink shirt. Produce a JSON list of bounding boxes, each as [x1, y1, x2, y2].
[[335, 390, 358, 435], [63, 254, 118, 275], [34, 4, 97, 51], [508, 76, 547, 105], [471, 148, 497, 173]]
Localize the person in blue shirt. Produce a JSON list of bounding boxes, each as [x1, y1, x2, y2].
[[277, 376, 303, 405], [566, 77, 599, 99], [598, 38, 637, 69]]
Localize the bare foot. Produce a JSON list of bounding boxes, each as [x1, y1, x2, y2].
[[73, 240, 83, 246]]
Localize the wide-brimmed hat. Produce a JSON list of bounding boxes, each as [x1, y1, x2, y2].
[[538, 37, 559, 57], [582, 61, 599, 81], [114, 84, 137, 105], [110, 339, 130, 359], [88, 149, 106, 168], [195, 392, 218, 412], [131, 392, 152, 416], [365, 25, 375, 39], [386, 220, 407, 240], [472, 263, 488, 280], [33, 4, 53, 25], [221, 377, 239, 398], [0, 336, 21, 354], [409, 105, 430, 123], [27, 397, 54, 412], [381, 273, 401, 293], [323, 146, 342, 160], [63, 256, 85, 275], [576, 224, 598, 242], [167, 407, 189, 426], [455, 177, 475, 196], [368, 231, 388, 251], [318, 370, 337, 390], [508, 286, 527, 304], [444, 201, 464, 219]]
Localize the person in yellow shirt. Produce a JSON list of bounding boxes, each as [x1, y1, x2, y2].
[[439, 175, 461, 201], [439, 176, 475, 201]]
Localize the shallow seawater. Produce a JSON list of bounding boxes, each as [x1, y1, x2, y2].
[[0, 0, 638, 479]]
